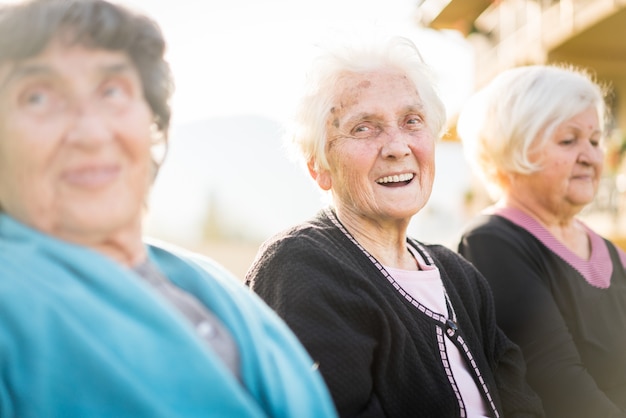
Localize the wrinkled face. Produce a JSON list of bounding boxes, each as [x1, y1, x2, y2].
[[513, 106, 604, 215], [313, 70, 435, 224], [0, 40, 154, 244]]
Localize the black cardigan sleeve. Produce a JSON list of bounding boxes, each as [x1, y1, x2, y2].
[[246, 232, 385, 417], [459, 223, 626, 418]]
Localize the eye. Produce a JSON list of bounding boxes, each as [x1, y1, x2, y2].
[[20, 87, 50, 107], [103, 84, 122, 98], [559, 137, 575, 146], [100, 78, 132, 103], [405, 114, 425, 129], [351, 122, 380, 138], [103, 83, 123, 98], [26, 91, 47, 105], [17, 84, 60, 114]]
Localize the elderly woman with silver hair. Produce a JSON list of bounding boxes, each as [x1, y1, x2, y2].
[[246, 36, 543, 418], [457, 65, 626, 417], [0, 1, 338, 417]]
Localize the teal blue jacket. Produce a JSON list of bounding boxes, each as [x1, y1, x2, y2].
[[0, 215, 336, 418]]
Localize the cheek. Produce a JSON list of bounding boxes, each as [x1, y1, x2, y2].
[[595, 149, 605, 167], [411, 141, 435, 168], [0, 122, 53, 182], [552, 158, 572, 176], [119, 110, 154, 165], [535, 166, 565, 190]]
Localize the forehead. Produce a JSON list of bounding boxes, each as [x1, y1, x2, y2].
[[560, 106, 600, 127], [0, 40, 135, 89], [331, 70, 420, 115]]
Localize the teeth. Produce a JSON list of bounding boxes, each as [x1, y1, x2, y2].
[[376, 173, 414, 184]]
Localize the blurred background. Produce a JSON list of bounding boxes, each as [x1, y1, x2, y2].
[[116, 0, 626, 280]]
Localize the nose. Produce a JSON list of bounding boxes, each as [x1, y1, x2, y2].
[[65, 100, 113, 147], [577, 140, 604, 166], [381, 127, 411, 159]]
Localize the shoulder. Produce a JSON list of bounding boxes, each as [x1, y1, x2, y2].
[[250, 211, 357, 275], [459, 213, 541, 258], [461, 212, 521, 240], [260, 210, 344, 250], [145, 238, 301, 335], [246, 212, 380, 301], [147, 238, 237, 280], [144, 239, 273, 329]]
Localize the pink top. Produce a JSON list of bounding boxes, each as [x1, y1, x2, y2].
[[385, 249, 490, 418]]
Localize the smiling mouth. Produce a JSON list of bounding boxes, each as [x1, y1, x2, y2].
[[376, 173, 414, 186], [63, 166, 120, 187]]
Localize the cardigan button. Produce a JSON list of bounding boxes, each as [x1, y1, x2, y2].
[[446, 319, 458, 331], [196, 321, 216, 338]]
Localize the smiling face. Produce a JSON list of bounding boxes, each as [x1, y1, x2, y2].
[[508, 106, 604, 218], [312, 70, 435, 228], [0, 40, 154, 252]]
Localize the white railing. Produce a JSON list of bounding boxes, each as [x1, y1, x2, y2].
[[472, 0, 624, 83]]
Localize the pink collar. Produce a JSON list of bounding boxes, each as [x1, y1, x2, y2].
[[491, 206, 617, 289]]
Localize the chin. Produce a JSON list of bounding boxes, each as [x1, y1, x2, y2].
[[61, 206, 141, 239]]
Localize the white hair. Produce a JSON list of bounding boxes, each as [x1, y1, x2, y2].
[[457, 64, 608, 199]]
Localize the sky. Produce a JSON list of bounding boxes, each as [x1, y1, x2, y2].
[[120, 0, 474, 125], [0, 0, 477, 249], [110, 0, 478, 249]]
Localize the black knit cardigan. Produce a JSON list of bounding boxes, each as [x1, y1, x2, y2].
[[246, 209, 543, 418]]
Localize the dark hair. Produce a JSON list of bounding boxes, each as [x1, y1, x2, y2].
[[0, 0, 174, 140]]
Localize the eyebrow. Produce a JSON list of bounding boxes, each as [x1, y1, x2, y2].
[[0, 64, 51, 92], [563, 124, 603, 136], [341, 105, 426, 125], [0, 60, 135, 93]]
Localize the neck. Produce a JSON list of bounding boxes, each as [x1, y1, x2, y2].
[[334, 207, 417, 270], [57, 222, 147, 267], [500, 195, 577, 230], [499, 196, 590, 259]]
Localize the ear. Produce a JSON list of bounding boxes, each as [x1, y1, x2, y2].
[[307, 159, 332, 191]]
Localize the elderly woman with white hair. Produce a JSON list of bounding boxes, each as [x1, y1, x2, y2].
[[246, 36, 543, 418], [457, 65, 626, 417]]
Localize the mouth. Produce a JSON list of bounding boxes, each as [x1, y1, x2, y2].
[[375, 172, 414, 187], [62, 165, 120, 187], [572, 173, 596, 181]]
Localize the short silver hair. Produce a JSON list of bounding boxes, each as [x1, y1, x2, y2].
[[457, 64, 608, 199], [287, 35, 447, 172]]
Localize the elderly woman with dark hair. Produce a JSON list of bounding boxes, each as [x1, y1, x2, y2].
[[0, 1, 337, 417], [457, 65, 626, 417], [246, 35, 543, 418]]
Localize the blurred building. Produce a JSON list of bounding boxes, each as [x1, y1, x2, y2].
[[418, 0, 626, 247]]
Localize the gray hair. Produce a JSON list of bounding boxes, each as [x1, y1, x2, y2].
[[0, 0, 174, 142], [457, 64, 608, 199]]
